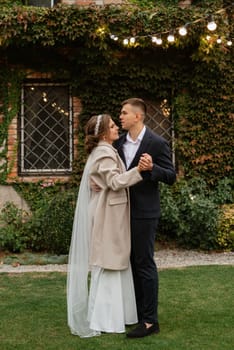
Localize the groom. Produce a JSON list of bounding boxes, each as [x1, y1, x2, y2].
[[114, 98, 176, 338]]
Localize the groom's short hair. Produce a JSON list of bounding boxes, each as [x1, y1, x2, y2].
[[121, 98, 147, 116]]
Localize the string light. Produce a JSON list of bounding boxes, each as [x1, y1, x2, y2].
[[42, 92, 47, 103], [207, 16, 217, 31], [167, 31, 175, 43], [155, 36, 162, 45], [109, 4, 233, 49], [110, 34, 118, 41], [179, 24, 188, 36], [152, 35, 162, 45]]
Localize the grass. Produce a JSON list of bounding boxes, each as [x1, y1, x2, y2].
[[0, 266, 233, 350]]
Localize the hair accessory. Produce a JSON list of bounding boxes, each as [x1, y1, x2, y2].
[[94, 114, 103, 136]]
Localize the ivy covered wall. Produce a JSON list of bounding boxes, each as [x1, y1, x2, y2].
[[0, 0, 233, 185]]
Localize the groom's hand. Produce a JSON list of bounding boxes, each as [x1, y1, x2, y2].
[[140, 153, 153, 171]]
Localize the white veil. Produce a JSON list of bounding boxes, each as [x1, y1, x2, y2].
[[67, 153, 100, 338]]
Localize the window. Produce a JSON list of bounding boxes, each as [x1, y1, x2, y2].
[[144, 99, 175, 164], [19, 83, 73, 175], [24, 0, 60, 7]]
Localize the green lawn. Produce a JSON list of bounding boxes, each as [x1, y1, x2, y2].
[[0, 266, 233, 350]]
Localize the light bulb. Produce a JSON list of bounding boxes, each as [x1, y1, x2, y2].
[[207, 21, 217, 31], [216, 37, 222, 44], [179, 25, 188, 36], [156, 37, 162, 45], [123, 38, 129, 45], [207, 16, 217, 31], [152, 36, 162, 45], [130, 37, 136, 44], [110, 34, 118, 41], [167, 32, 175, 43], [227, 39, 232, 46]]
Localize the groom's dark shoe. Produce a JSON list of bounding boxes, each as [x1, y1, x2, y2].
[[126, 322, 160, 338]]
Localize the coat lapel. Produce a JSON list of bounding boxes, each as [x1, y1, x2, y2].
[[115, 134, 127, 167]]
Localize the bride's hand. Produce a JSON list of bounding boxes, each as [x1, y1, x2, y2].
[[90, 178, 101, 192], [138, 154, 153, 171]]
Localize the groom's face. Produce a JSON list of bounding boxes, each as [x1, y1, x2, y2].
[[119, 103, 138, 131]]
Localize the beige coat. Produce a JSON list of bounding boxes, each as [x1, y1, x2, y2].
[[88, 141, 142, 270]]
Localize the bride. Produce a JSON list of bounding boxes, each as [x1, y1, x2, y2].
[[67, 114, 146, 337]]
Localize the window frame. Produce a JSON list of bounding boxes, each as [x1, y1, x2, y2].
[[24, 0, 60, 8], [19, 82, 73, 176]]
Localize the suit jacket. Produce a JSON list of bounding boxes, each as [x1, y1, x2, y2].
[[114, 127, 176, 219], [88, 141, 142, 270]]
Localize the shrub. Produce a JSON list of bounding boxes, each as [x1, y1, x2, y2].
[[0, 202, 30, 252], [26, 190, 77, 254], [14, 182, 65, 211], [159, 178, 225, 250], [158, 183, 179, 239], [211, 178, 234, 205], [216, 204, 234, 251], [1, 177, 232, 254], [176, 195, 220, 250]]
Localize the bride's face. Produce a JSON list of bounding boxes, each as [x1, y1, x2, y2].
[[105, 119, 119, 144]]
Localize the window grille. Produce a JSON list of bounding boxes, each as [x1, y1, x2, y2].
[[144, 99, 175, 163], [20, 83, 73, 175]]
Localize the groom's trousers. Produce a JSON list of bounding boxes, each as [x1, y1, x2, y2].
[[130, 217, 159, 324]]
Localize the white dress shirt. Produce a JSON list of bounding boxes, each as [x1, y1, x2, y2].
[[123, 126, 146, 169]]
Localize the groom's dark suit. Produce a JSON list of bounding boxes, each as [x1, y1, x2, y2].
[[114, 127, 176, 324]]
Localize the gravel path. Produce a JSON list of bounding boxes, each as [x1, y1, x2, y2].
[[0, 249, 233, 273]]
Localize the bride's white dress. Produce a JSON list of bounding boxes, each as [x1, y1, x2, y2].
[[88, 265, 138, 333]]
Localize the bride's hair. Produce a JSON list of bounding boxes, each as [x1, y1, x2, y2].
[[85, 114, 111, 154]]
